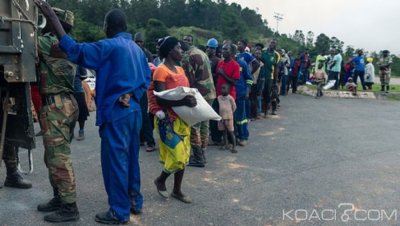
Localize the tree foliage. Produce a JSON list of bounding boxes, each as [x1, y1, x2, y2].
[[292, 30, 305, 46], [48, 0, 272, 43], [46, 0, 399, 75], [314, 33, 330, 55], [306, 31, 314, 48]]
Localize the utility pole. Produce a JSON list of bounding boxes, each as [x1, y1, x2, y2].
[[273, 12, 284, 34]]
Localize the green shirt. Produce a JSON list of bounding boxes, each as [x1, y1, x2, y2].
[[38, 33, 76, 95], [315, 55, 326, 73], [261, 49, 280, 80]]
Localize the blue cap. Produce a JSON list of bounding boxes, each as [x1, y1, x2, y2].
[[206, 38, 218, 48]]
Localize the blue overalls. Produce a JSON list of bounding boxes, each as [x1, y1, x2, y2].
[[60, 32, 150, 221]]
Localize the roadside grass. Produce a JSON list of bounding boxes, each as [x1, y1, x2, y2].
[[303, 84, 400, 93], [386, 95, 400, 101]]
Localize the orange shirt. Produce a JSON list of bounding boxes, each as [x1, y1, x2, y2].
[[148, 64, 189, 118]]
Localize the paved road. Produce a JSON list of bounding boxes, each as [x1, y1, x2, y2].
[[1, 94, 400, 226]]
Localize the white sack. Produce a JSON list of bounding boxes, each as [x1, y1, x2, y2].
[[323, 80, 336, 90], [154, 86, 221, 126]]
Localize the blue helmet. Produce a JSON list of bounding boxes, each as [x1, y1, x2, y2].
[[206, 38, 218, 48]]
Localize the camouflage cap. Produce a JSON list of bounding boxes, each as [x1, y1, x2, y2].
[[52, 7, 74, 27]]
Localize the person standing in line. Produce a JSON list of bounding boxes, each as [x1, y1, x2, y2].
[[260, 40, 280, 116], [279, 49, 290, 96], [35, 1, 151, 223], [364, 57, 375, 90], [237, 40, 260, 120], [206, 38, 223, 146], [378, 50, 392, 93], [135, 32, 157, 151], [285, 51, 295, 94], [288, 55, 301, 94], [352, 49, 366, 90], [250, 48, 264, 119], [183, 34, 194, 47], [298, 48, 310, 85], [218, 84, 237, 153], [73, 66, 89, 140], [180, 39, 216, 167], [215, 44, 240, 123], [135, 32, 156, 152], [328, 49, 342, 90], [235, 53, 253, 146], [148, 36, 196, 204], [134, 32, 153, 62]]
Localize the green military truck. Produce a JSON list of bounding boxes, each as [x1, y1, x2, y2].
[[0, 0, 38, 174]]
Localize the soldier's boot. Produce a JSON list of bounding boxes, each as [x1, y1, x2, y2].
[[381, 85, 385, 92], [37, 196, 63, 212], [4, 168, 32, 189], [386, 85, 390, 93], [38, 187, 62, 212], [44, 202, 80, 223], [187, 147, 205, 167]]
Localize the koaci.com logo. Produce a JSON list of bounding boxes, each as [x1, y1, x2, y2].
[[282, 203, 397, 222]]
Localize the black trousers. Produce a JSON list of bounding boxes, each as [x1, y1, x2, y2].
[[353, 70, 366, 90], [139, 94, 155, 146], [2, 144, 17, 171], [210, 100, 223, 143], [329, 71, 340, 90], [287, 76, 297, 93]]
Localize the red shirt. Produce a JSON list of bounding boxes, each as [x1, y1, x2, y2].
[[216, 59, 240, 99]]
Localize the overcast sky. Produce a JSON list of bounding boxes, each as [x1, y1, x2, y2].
[[228, 0, 400, 55]]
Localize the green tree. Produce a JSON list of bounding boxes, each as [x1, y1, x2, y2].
[[314, 33, 330, 55], [330, 36, 344, 52], [145, 18, 169, 53], [292, 30, 305, 46], [306, 31, 314, 48], [344, 45, 355, 58], [391, 55, 400, 76]]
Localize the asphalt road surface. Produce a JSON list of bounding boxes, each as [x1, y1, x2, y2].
[[1, 94, 400, 226]]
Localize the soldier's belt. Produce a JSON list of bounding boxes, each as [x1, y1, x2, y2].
[[42, 93, 72, 106]]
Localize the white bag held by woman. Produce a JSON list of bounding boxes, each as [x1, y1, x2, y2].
[[154, 86, 221, 126]]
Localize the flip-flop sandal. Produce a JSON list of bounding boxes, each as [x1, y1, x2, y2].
[[171, 192, 192, 204], [154, 179, 169, 199]]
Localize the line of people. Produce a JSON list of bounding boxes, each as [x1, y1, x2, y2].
[[294, 48, 393, 98]]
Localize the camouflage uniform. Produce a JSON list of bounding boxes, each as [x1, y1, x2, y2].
[[182, 46, 215, 166], [38, 16, 78, 204], [378, 55, 392, 86]]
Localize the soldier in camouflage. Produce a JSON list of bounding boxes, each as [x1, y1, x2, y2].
[[35, 7, 80, 223], [181, 39, 216, 167], [378, 50, 393, 93]]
